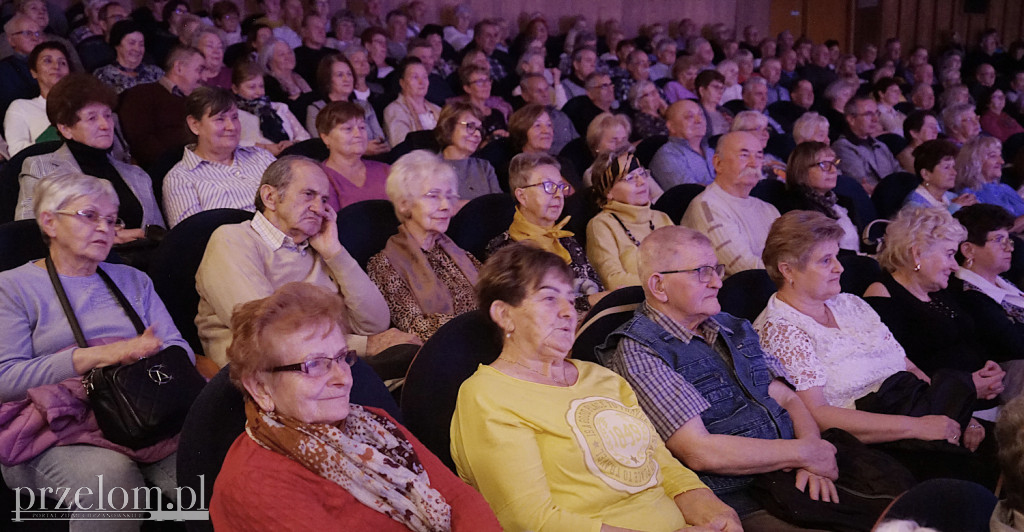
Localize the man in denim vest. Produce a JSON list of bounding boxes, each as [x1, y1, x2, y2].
[[598, 226, 839, 530]]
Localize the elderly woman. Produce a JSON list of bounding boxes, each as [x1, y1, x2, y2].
[[486, 103, 582, 192], [486, 152, 605, 314], [784, 141, 860, 251], [17, 74, 163, 243], [630, 80, 669, 140], [951, 204, 1024, 399], [792, 112, 830, 146], [897, 111, 940, 173], [862, 207, 1010, 392], [93, 21, 164, 94], [512, 49, 567, 108], [731, 110, 786, 180], [232, 61, 310, 156], [367, 151, 480, 341], [194, 25, 231, 89], [258, 37, 311, 104], [955, 136, 1024, 227], [316, 101, 390, 210], [695, 69, 733, 138], [437, 102, 501, 201], [384, 57, 441, 147], [451, 243, 740, 531], [443, 4, 474, 52], [457, 64, 511, 146], [979, 87, 1024, 143], [4, 41, 70, 157], [664, 55, 700, 103], [903, 139, 977, 213], [305, 53, 388, 153], [942, 104, 981, 147], [874, 77, 907, 137], [754, 210, 999, 484], [821, 79, 859, 142], [585, 148, 674, 289], [0, 173, 192, 526], [210, 282, 500, 530]]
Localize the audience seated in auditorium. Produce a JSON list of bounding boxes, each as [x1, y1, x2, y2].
[[832, 95, 901, 193], [791, 111, 830, 145], [367, 151, 480, 341], [74, 1, 125, 73], [232, 60, 310, 155], [518, 73, 578, 154], [383, 57, 441, 147], [316, 100, 390, 210], [163, 87, 275, 227], [978, 87, 1024, 142], [402, 37, 456, 106], [305, 53, 388, 152], [897, 111, 940, 173], [663, 55, 700, 104], [451, 243, 740, 532], [903, 139, 977, 213], [210, 281, 500, 530], [258, 37, 311, 106], [464, 19, 512, 82], [195, 155, 412, 366], [4, 41, 68, 157], [561, 45, 596, 101], [694, 69, 732, 140], [193, 25, 230, 90], [93, 20, 164, 94], [0, 0, 81, 72], [454, 64, 510, 147], [487, 152, 606, 314], [629, 80, 669, 140], [17, 74, 164, 240], [784, 141, 860, 251], [437, 102, 501, 202], [292, 14, 333, 88], [956, 136, 1024, 225], [874, 77, 907, 137], [650, 100, 716, 188], [682, 131, 780, 277], [0, 14, 44, 119], [731, 110, 787, 180], [585, 148, 673, 289], [562, 72, 617, 136], [118, 44, 204, 168]]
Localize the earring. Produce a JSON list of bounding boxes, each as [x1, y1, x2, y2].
[[505, 331, 512, 339], [913, 263, 922, 272], [966, 258, 974, 268]]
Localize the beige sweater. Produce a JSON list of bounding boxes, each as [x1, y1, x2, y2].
[[586, 201, 674, 289], [681, 182, 780, 277]]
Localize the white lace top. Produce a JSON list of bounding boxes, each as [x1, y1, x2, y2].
[[753, 293, 907, 409]]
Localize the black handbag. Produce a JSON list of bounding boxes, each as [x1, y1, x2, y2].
[[46, 257, 206, 450]]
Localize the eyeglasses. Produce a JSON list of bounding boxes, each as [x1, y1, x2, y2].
[[270, 349, 357, 376], [458, 120, 483, 135], [522, 181, 572, 195], [986, 234, 1015, 249], [54, 209, 125, 231], [468, 78, 491, 86], [659, 263, 726, 284], [422, 190, 460, 203], [810, 159, 841, 171], [621, 168, 650, 183], [11, 30, 42, 38]]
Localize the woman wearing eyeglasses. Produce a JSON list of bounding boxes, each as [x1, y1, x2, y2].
[[437, 102, 501, 203], [755, 210, 1000, 486], [585, 148, 673, 289], [211, 282, 500, 530], [456, 64, 510, 147], [784, 141, 861, 252], [0, 173, 194, 529], [903, 139, 977, 214], [487, 152, 607, 315], [367, 151, 481, 342]]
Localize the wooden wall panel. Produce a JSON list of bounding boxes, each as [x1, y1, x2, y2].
[[856, 0, 1024, 56], [915, 0, 936, 51]]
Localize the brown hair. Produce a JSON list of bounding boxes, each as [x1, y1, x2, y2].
[[508, 103, 548, 151], [46, 73, 117, 128], [314, 52, 353, 99], [476, 242, 573, 314], [589, 146, 640, 207], [315, 100, 366, 136], [231, 59, 264, 86], [785, 141, 832, 189], [227, 282, 350, 396], [185, 86, 236, 122], [435, 101, 482, 147], [763, 210, 846, 287]]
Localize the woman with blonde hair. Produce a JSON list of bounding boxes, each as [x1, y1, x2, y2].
[[956, 136, 1024, 228]]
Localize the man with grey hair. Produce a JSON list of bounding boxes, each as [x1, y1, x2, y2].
[[832, 95, 901, 192], [0, 0, 82, 69], [759, 57, 789, 105], [195, 156, 417, 367], [0, 14, 42, 118], [649, 38, 677, 81], [737, 77, 784, 134], [650, 99, 715, 188]]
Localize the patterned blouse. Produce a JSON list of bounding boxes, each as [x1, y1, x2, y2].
[[367, 244, 482, 341], [94, 63, 165, 94]]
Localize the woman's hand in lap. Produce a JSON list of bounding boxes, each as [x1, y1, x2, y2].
[[73, 325, 163, 374]]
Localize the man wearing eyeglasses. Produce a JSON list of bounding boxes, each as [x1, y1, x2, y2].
[[832, 95, 901, 194], [562, 72, 617, 136], [0, 14, 43, 118], [598, 225, 844, 530], [0, 0, 83, 71]]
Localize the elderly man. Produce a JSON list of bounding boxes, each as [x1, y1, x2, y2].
[[520, 73, 578, 154], [75, 0, 126, 72], [769, 77, 813, 134], [463, 19, 511, 81], [293, 14, 333, 87], [562, 45, 597, 100], [734, 77, 785, 134], [613, 48, 655, 104], [163, 87, 277, 227], [681, 131, 780, 277], [649, 38, 677, 81], [760, 57, 789, 105], [562, 71, 617, 135], [0, 14, 42, 118], [119, 45, 205, 168], [832, 95, 901, 193], [650, 100, 715, 188], [598, 225, 844, 530], [0, 0, 81, 69], [196, 155, 418, 367], [798, 44, 837, 97]]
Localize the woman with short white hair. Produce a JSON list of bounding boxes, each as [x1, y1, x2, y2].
[[793, 112, 830, 145], [367, 151, 481, 341]]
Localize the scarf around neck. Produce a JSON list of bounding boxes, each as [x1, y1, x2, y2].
[[245, 400, 451, 532], [234, 94, 289, 143], [508, 207, 574, 263], [381, 225, 479, 315], [794, 185, 839, 220]]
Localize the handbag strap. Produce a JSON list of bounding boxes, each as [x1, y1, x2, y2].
[[45, 257, 146, 350]]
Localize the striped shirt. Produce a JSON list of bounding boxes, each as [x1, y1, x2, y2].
[[162, 145, 276, 227]]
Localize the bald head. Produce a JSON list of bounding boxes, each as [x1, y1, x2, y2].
[[713, 131, 764, 197], [665, 99, 706, 142]]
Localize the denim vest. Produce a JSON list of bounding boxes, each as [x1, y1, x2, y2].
[[600, 311, 795, 495]]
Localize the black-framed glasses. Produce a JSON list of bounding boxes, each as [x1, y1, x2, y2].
[[659, 263, 725, 283], [458, 120, 483, 135], [270, 349, 357, 377], [522, 181, 572, 195], [54, 209, 125, 231], [810, 159, 841, 171]]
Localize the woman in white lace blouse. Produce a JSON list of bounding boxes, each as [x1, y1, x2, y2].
[[753, 211, 989, 457]]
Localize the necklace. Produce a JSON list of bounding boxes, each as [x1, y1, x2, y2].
[[610, 213, 655, 247], [497, 356, 568, 386]]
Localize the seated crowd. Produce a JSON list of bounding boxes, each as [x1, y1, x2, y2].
[[6, 1, 1024, 530]]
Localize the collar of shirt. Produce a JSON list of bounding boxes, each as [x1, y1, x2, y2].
[[640, 301, 731, 346], [251, 211, 310, 254], [845, 133, 877, 148], [182, 144, 255, 170], [957, 267, 1024, 306], [158, 76, 185, 97]]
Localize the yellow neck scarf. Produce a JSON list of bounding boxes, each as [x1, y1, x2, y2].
[[508, 207, 574, 264]]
